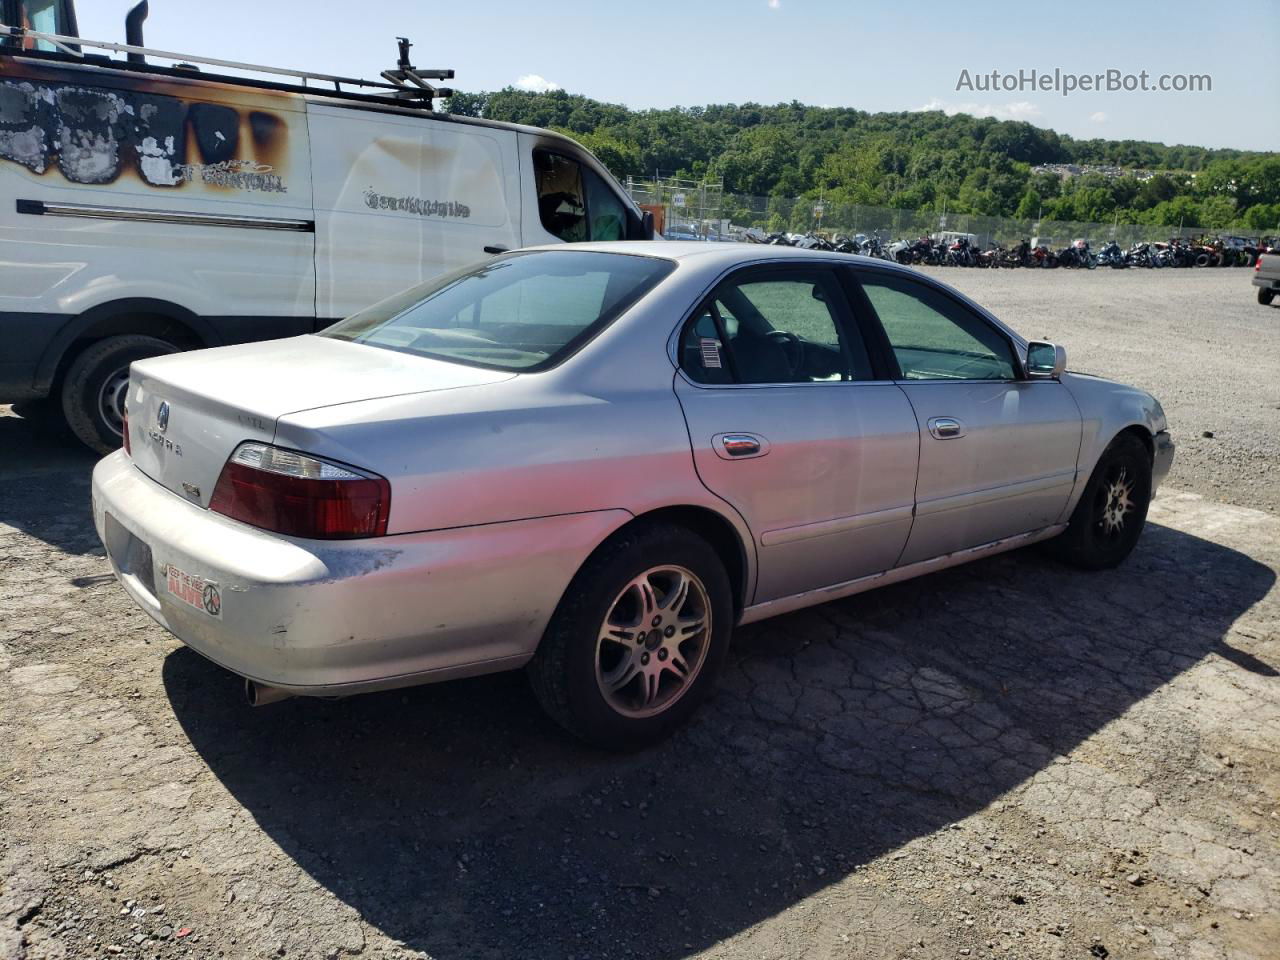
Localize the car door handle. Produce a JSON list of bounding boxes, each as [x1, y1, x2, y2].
[[714, 433, 769, 459], [928, 417, 965, 439], [483, 245, 510, 255]]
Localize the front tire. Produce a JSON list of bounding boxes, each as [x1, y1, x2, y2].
[[61, 334, 179, 454], [527, 523, 733, 749], [1052, 433, 1152, 570]]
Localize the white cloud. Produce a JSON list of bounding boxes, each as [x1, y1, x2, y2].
[[768, 0, 781, 8], [1090, 111, 1108, 124], [514, 74, 561, 93], [916, 98, 1042, 121]]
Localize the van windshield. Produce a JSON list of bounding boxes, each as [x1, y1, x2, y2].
[[322, 251, 674, 372]]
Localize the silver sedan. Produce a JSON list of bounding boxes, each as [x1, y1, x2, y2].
[[92, 243, 1174, 747]]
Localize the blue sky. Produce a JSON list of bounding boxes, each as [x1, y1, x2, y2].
[[76, 1, 1277, 151]]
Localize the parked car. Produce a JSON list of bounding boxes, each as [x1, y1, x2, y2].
[[1254, 254, 1280, 306], [664, 224, 704, 242], [0, 10, 652, 453], [92, 243, 1174, 747]]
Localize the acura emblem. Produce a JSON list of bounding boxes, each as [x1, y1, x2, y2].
[[156, 401, 170, 433]]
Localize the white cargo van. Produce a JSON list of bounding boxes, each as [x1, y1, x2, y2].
[[0, 10, 654, 450]]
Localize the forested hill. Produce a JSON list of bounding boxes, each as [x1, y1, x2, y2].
[[446, 88, 1280, 230]]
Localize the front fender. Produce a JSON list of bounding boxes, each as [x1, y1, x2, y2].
[[1061, 371, 1167, 497]]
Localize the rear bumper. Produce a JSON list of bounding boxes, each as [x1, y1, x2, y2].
[[91, 450, 626, 696], [1252, 276, 1279, 291], [1152, 430, 1174, 489]]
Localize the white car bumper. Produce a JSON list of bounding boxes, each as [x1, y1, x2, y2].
[[91, 450, 626, 696]]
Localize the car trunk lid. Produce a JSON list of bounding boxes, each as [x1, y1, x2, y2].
[[126, 335, 514, 508]]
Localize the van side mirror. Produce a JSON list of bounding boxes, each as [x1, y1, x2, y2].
[[630, 209, 655, 241], [1026, 340, 1067, 379]]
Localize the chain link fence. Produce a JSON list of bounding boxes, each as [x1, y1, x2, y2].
[[625, 177, 1231, 248]]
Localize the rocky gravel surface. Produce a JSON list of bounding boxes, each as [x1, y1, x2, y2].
[[2, 269, 1278, 960]]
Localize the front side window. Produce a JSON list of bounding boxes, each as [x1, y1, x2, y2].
[[585, 169, 626, 241], [534, 151, 588, 242], [680, 270, 871, 385], [857, 273, 1016, 381], [323, 251, 673, 371], [534, 149, 630, 243]]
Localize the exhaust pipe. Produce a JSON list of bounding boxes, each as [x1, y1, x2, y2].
[[244, 678, 294, 707], [125, 0, 148, 63]]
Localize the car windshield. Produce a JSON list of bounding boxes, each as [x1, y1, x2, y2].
[[322, 251, 674, 371]]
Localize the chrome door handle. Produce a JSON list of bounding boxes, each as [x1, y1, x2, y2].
[[721, 434, 761, 456], [928, 417, 965, 439]]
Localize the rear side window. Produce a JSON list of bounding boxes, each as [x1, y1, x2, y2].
[[323, 250, 673, 371], [857, 273, 1016, 381], [680, 269, 872, 385], [534, 150, 629, 242]]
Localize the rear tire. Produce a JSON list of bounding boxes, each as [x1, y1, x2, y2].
[[527, 523, 733, 749], [61, 335, 179, 454], [1261, 288, 1276, 306], [1051, 433, 1152, 570]]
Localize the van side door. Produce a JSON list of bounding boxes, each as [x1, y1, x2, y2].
[[307, 105, 522, 322]]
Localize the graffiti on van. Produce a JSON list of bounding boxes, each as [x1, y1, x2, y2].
[[362, 188, 471, 219], [0, 78, 289, 193]]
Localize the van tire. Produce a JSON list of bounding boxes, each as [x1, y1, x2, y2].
[[61, 335, 179, 454], [1260, 288, 1275, 306]]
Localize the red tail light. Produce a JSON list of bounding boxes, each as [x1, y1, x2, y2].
[[122, 406, 131, 456], [209, 443, 391, 540]]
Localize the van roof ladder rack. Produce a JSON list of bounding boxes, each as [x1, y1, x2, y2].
[[0, 24, 454, 109]]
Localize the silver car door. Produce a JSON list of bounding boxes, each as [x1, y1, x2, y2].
[[852, 269, 1082, 566], [672, 264, 920, 604]]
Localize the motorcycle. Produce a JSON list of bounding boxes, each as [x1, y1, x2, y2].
[[1096, 240, 1126, 269], [1057, 239, 1097, 269]]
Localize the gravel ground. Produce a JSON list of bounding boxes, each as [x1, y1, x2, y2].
[[1, 269, 1278, 960]]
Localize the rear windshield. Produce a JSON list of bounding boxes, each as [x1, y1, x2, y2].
[[321, 251, 674, 371]]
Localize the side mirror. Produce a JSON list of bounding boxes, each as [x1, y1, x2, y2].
[[630, 209, 656, 241], [1026, 340, 1067, 379]]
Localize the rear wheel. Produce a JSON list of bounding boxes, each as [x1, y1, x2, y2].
[[527, 523, 733, 749], [1261, 288, 1276, 306], [61, 334, 179, 454], [1051, 433, 1152, 570]]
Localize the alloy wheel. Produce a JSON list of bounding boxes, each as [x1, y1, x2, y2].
[[1094, 465, 1135, 539], [594, 565, 712, 719]]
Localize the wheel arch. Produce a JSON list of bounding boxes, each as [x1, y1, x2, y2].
[[34, 298, 219, 395], [577, 504, 753, 619]]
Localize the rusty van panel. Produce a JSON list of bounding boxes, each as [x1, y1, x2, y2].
[[0, 59, 309, 208]]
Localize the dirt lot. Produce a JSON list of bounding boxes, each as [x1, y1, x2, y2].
[[1, 268, 1277, 960]]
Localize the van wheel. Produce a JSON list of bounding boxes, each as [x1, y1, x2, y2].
[[1260, 288, 1275, 306], [527, 523, 733, 750], [61, 335, 179, 454], [1051, 433, 1152, 570]]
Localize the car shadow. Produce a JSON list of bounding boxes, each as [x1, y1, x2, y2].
[[164, 521, 1273, 960], [0, 405, 102, 555]]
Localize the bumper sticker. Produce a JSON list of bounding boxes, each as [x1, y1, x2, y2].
[[165, 564, 222, 617]]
